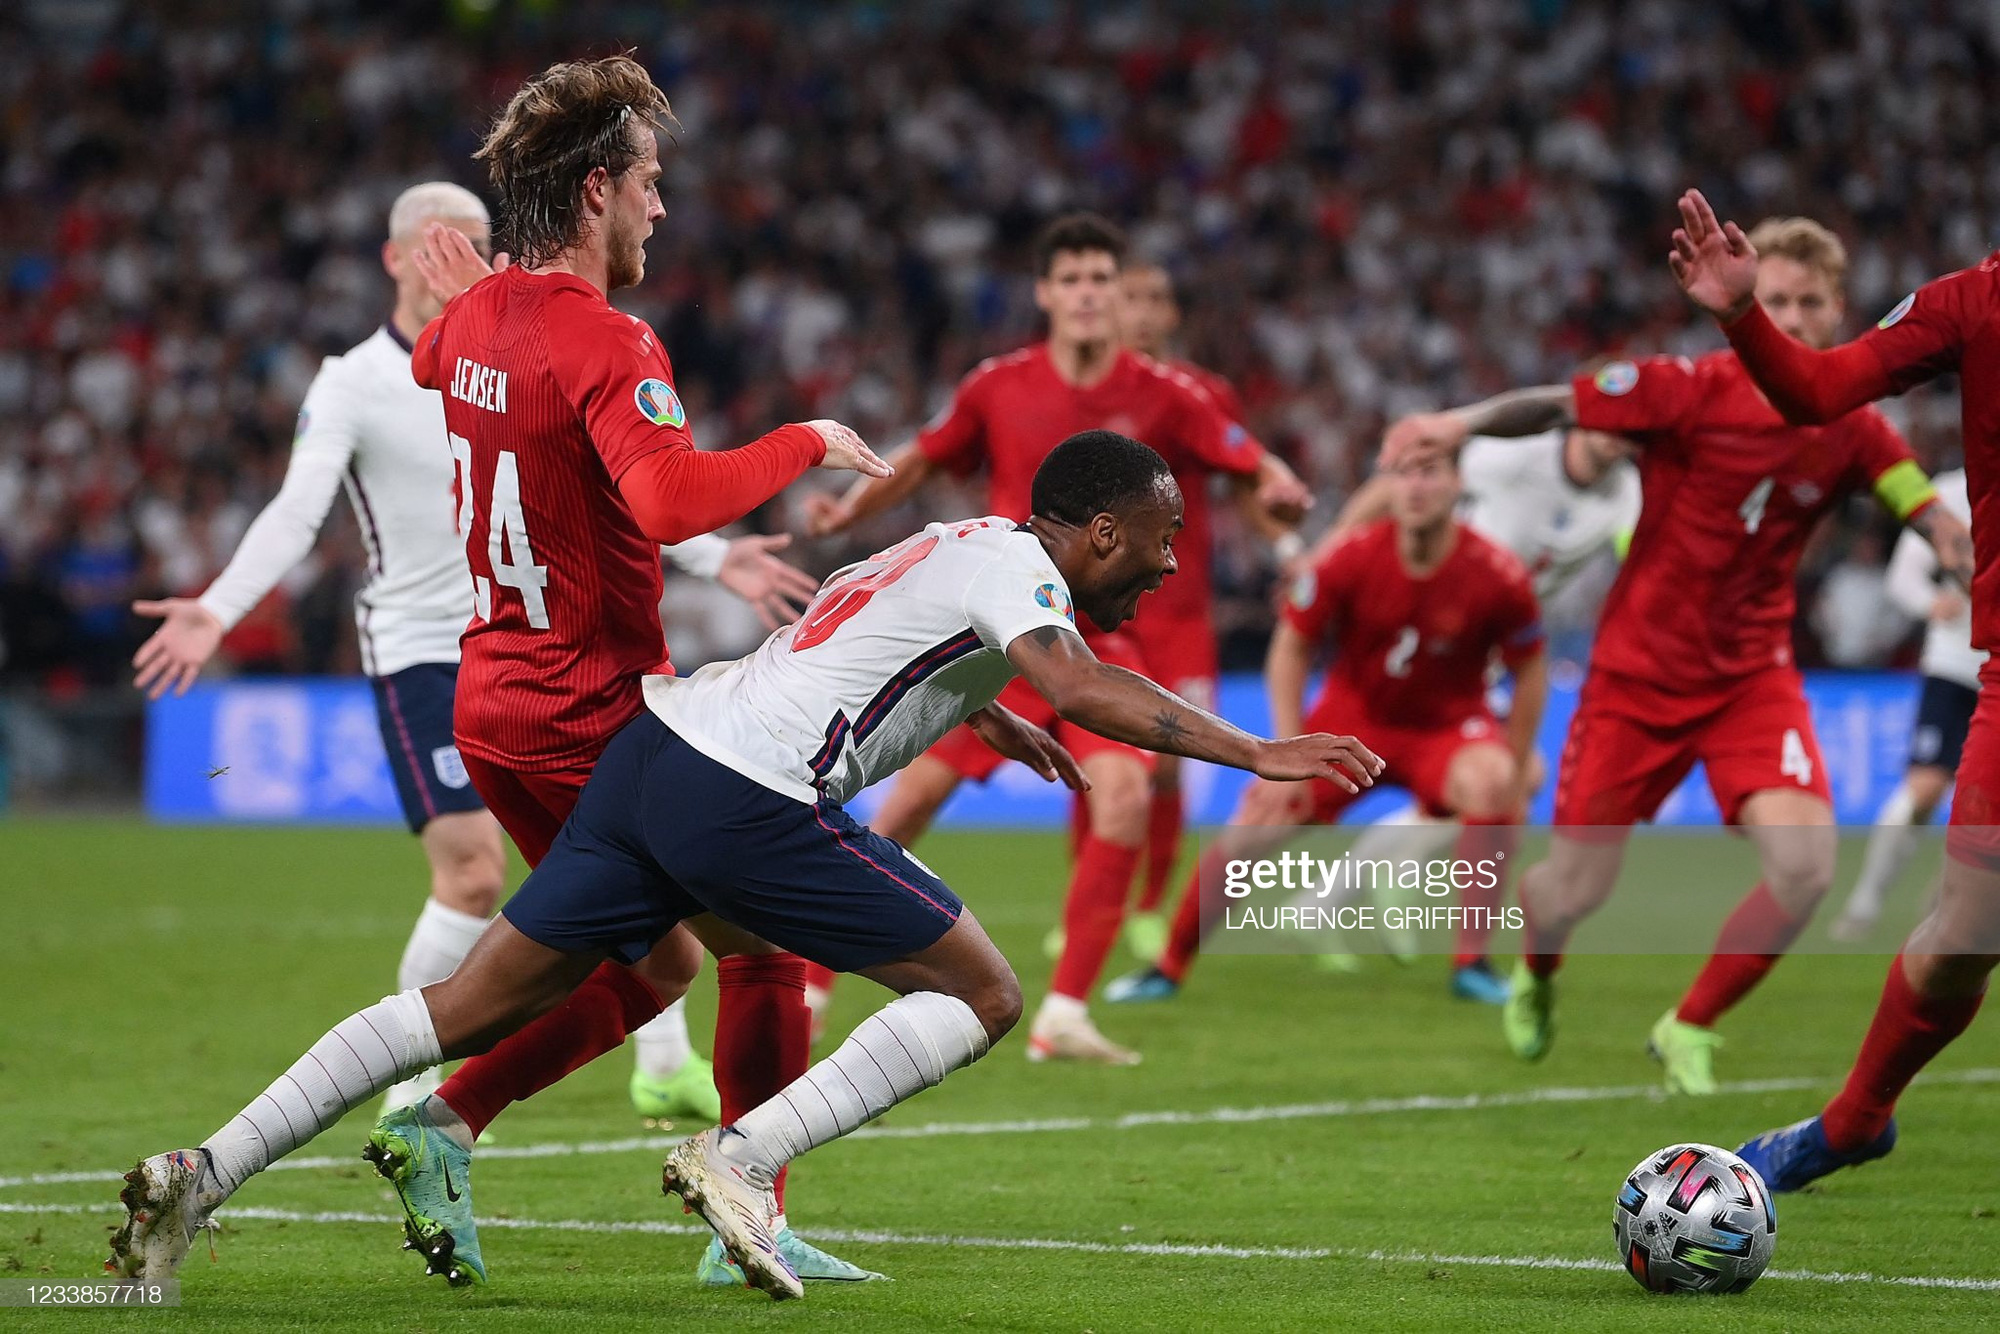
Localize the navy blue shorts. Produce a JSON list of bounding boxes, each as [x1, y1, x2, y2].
[[371, 663, 486, 833], [501, 712, 964, 973], [1910, 674, 1979, 772]]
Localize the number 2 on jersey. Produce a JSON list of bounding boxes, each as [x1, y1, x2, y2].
[[450, 433, 550, 629], [1384, 625, 1420, 678], [792, 536, 940, 651]]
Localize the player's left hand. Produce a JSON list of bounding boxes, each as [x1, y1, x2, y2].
[[1378, 412, 1467, 470], [412, 222, 510, 305], [967, 705, 1091, 791], [1669, 189, 1758, 323], [716, 533, 822, 631], [1256, 470, 1313, 525]]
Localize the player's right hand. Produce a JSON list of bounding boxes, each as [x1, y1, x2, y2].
[[1668, 188, 1758, 323], [1933, 589, 1968, 623], [1252, 733, 1383, 791], [806, 420, 894, 480], [131, 599, 225, 700], [1378, 412, 1467, 471], [967, 705, 1092, 792], [411, 222, 509, 305], [799, 491, 853, 538]]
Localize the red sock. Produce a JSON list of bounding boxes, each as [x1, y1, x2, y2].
[[438, 962, 664, 1138], [1674, 883, 1808, 1028], [715, 953, 811, 1210], [1049, 836, 1144, 1000], [1135, 786, 1184, 913], [1516, 878, 1567, 979], [802, 961, 836, 994], [1821, 954, 1986, 1151], [1452, 818, 1518, 969], [1067, 791, 1092, 858], [1159, 844, 1233, 984]]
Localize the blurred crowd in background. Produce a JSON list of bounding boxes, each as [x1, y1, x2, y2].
[[2, 0, 1992, 698]]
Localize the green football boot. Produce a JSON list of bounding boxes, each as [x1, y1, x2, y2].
[[630, 1054, 722, 1123], [363, 1101, 486, 1286], [1502, 960, 1555, 1061], [1647, 1009, 1724, 1095], [1121, 910, 1169, 962]]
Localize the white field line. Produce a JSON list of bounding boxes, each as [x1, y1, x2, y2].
[[3, 1201, 1996, 1292], [5, 1066, 1997, 1192]]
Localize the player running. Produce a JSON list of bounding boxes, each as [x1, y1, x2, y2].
[[320, 55, 885, 1286], [1112, 262, 1302, 960], [108, 431, 1381, 1298], [1263, 423, 1640, 999], [1383, 215, 1972, 1093], [127, 181, 819, 1120], [1108, 449, 1546, 1002], [1668, 187, 1995, 1187], [1831, 465, 1984, 940], [804, 215, 1309, 1064]]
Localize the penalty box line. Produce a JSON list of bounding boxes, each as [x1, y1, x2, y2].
[[2, 1200, 1997, 1292], [3, 1066, 1996, 1193]]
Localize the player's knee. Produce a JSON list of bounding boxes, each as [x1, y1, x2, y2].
[[1760, 831, 1836, 905], [632, 931, 702, 1003], [1084, 761, 1151, 846], [1448, 749, 1515, 819], [970, 969, 1024, 1043], [1908, 766, 1952, 818]]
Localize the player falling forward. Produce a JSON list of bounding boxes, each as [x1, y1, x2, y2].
[[1260, 423, 1640, 999], [805, 215, 1310, 1064], [127, 182, 819, 1121], [1108, 450, 1546, 1002], [259, 55, 884, 1286], [1831, 465, 1985, 940], [108, 432, 1381, 1299], [1384, 215, 1973, 1094], [1669, 187, 1997, 1188]]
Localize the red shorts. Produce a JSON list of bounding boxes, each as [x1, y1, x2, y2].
[[1946, 659, 2000, 868], [1552, 667, 1831, 827], [1302, 683, 1503, 823], [1132, 612, 1220, 712], [460, 751, 599, 868], [926, 630, 1156, 782]]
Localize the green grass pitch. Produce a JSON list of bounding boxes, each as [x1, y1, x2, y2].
[[2, 818, 1996, 1330]]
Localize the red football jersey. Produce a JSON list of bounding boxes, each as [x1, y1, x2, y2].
[[415, 269, 689, 770], [1574, 350, 1923, 692], [917, 344, 1263, 637], [1284, 519, 1542, 730], [1840, 254, 2000, 648]]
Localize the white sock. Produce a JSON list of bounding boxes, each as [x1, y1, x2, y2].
[[719, 992, 989, 1178], [200, 990, 440, 1203], [1032, 991, 1087, 1030], [1845, 780, 1921, 922], [632, 997, 695, 1078], [398, 899, 488, 991]]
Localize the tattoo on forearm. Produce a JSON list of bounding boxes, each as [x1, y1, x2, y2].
[[1151, 709, 1190, 747]]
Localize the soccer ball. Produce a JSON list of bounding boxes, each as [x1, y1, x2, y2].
[[1613, 1142, 1776, 1294]]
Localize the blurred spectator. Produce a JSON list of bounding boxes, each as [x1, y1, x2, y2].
[[0, 0, 1986, 681]]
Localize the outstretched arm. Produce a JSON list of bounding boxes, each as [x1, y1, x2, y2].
[[1904, 501, 1975, 594], [618, 420, 891, 547], [1379, 385, 1576, 469], [1005, 625, 1381, 788], [1670, 188, 1892, 423], [802, 442, 936, 537]]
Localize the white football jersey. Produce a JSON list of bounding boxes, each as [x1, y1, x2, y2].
[[200, 326, 467, 676], [1885, 469, 1984, 689], [1458, 431, 1641, 600], [644, 519, 1079, 804]]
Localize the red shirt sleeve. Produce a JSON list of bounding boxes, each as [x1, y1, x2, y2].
[[1492, 559, 1544, 670], [545, 293, 697, 479], [1853, 261, 1993, 394], [1167, 370, 1265, 476], [411, 314, 446, 390], [914, 368, 990, 477], [1571, 356, 1703, 438], [1280, 536, 1353, 643], [617, 423, 825, 546]]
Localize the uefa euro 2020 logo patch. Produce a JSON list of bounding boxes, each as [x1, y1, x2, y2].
[[1034, 582, 1075, 624], [634, 377, 685, 429], [1878, 292, 1915, 330], [1593, 360, 1639, 397]]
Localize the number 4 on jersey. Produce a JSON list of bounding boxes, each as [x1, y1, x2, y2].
[[450, 433, 550, 629], [1739, 476, 1775, 535], [1780, 727, 1813, 786]]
